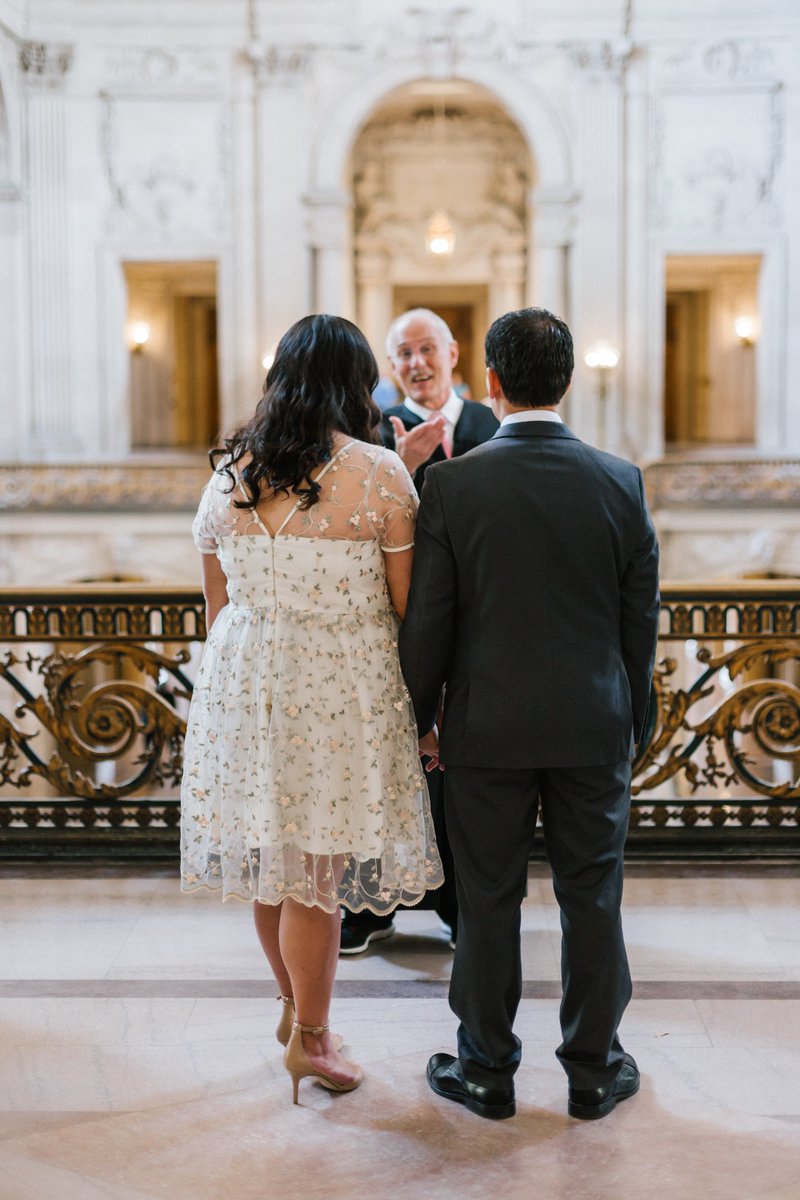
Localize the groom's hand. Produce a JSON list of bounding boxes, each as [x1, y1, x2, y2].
[[418, 727, 443, 772]]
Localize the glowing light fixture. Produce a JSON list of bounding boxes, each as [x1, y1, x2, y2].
[[734, 315, 756, 346], [262, 351, 275, 371], [584, 341, 620, 371], [584, 342, 620, 446], [130, 321, 151, 353], [425, 209, 455, 258]]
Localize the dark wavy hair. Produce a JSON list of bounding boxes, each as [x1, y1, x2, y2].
[[211, 314, 381, 510]]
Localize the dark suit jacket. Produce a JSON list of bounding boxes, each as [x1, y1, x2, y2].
[[398, 421, 660, 769], [380, 400, 499, 490]]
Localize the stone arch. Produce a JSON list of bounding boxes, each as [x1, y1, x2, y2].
[[309, 61, 571, 198], [306, 56, 576, 324]]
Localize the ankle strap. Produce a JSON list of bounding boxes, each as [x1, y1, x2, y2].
[[293, 1020, 329, 1035], [277, 994, 294, 1004]]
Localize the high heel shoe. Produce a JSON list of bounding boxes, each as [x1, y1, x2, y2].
[[276, 996, 344, 1051], [284, 1021, 363, 1105]]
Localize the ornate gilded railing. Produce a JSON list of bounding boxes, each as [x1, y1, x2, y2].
[[0, 583, 798, 858], [632, 582, 800, 851], [0, 588, 203, 856]]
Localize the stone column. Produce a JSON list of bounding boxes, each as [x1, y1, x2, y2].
[[355, 248, 391, 363], [307, 189, 354, 320], [531, 189, 577, 424], [227, 47, 263, 427], [622, 48, 657, 461], [19, 41, 78, 457], [566, 43, 628, 453], [488, 248, 527, 323], [530, 190, 575, 318], [0, 184, 24, 461], [252, 45, 317, 354]]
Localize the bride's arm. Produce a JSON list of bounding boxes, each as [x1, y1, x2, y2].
[[201, 553, 229, 632], [383, 547, 413, 619]]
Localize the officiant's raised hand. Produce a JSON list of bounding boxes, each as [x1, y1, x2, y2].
[[388, 414, 446, 476]]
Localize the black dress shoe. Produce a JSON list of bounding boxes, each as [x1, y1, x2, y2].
[[426, 1053, 516, 1120], [568, 1053, 640, 1120], [339, 911, 395, 956]]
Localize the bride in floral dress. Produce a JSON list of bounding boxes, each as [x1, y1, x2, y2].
[[181, 314, 443, 1102]]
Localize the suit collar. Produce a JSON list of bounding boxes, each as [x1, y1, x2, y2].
[[492, 420, 580, 442]]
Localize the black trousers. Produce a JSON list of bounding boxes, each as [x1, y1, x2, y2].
[[445, 761, 632, 1092], [343, 766, 459, 930]]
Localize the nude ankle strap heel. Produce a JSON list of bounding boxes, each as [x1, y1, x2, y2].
[[276, 998, 344, 1052], [284, 1021, 362, 1105], [276, 995, 295, 1047]]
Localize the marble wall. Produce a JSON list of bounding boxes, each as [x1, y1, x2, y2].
[[1, 1, 800, 583]]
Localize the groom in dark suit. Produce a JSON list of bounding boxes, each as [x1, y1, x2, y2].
[[399, 307, 659, 1120]]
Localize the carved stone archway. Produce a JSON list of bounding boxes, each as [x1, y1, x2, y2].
[[350, 81, 533, 361], [306, 30, 576, 328]]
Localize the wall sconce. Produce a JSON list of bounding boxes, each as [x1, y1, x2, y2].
[[734, 316, 756, 347], [262, 350, 275, 371], [130, 321, 151, 353], [425, 209, 455, 258], [584, 341, 620, 403]]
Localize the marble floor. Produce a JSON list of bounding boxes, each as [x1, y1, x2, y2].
[[1, 864, 800, 1200]]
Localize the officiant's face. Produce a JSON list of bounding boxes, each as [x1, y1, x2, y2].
[[388, 316, 458, 411]]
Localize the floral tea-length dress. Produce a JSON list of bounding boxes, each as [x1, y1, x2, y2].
[[180, 439, 444, 912]]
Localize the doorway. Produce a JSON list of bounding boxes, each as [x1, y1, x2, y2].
[[124, 261, 220, 452], [393, 284, 488, 401], [664, 255, 760, 448]]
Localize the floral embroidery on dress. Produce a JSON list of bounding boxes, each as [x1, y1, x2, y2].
[[181, 440, 443, 912]]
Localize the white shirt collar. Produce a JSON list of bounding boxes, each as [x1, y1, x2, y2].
[[404, 389, 464, 428], [501, 408, 563, 426]]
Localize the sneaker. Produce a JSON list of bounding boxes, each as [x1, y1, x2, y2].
[[339, 913, 395, 956]]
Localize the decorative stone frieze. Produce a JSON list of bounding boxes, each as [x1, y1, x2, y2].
[[101, 96, 227, 236], [101, 48, 226, 92], [0, 464, 210, 511], [644, 459, 800, 510], [652, 86, 783, 229]]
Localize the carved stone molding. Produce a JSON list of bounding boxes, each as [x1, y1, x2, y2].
[[644, 459, 800, 510], [653, 39, 780, 84], [652, 86, 783, 230], [19, 41, 73, 89], [562, 39, 634, 84], [0, 464, 210, 512], [101, 95, 227, 236], [245, 42, 313, 86], [101, 48, 226, 92]]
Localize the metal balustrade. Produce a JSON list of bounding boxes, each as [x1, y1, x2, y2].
[[1, 583, 798, 859]]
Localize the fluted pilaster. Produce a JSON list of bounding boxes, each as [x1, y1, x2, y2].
[[20, 41, 77, 455]]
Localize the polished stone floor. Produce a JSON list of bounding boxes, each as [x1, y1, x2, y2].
[[1, 864, 800, 1200]]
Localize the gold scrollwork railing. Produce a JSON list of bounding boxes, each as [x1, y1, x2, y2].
[[632, 582, 800, 847], [0, 587, 203, 854], [0, 583, 798, 857]]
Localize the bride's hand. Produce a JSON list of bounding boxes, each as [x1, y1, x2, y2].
[[418, 726, 442, 772]]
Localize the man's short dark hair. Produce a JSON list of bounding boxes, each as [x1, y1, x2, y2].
[[485, 307, 574, 407]]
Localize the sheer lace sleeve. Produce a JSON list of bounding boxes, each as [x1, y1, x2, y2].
[[367, 449, 418, 552], [191, 466, 242, 552], [192, 480, 218, 554]]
